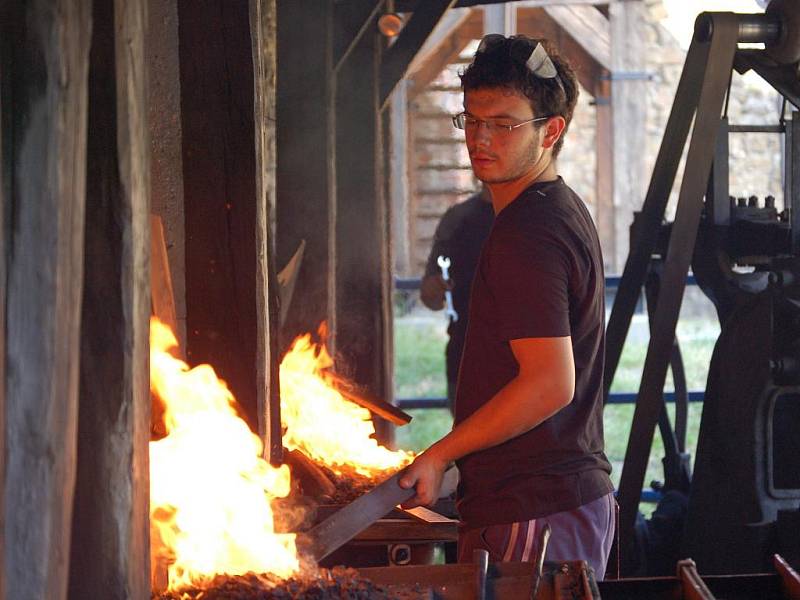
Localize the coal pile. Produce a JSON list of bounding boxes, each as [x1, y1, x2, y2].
[[152, 566, 431, 599], [318, 464, 384, 504]]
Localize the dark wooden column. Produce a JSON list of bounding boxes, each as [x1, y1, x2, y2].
[[68, 0, 151, 597], [276, 1, 334, 347], [148, 0, 186, 347], [0, 16, 6, 600], [334, 20, 393, 411], [0, 1, 91, 598], [178, 0, 260, 429]]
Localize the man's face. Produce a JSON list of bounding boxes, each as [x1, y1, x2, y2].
[[463, 87, 547, 185]]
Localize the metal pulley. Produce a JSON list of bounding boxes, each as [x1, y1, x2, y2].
[[693, 0, 800, 64]]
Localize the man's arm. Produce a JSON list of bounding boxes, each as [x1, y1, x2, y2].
[[399, 335, 575, 507]]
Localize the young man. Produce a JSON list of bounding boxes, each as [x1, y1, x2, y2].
[[399, 35, 615, 579], [420, 185, 493, 414]]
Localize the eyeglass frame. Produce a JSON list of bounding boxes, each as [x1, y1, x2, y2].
[[452, 112, 552, 135]]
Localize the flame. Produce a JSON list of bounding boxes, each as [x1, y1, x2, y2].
[[149, 318, 299, 591], [280, 331, 413, 477]]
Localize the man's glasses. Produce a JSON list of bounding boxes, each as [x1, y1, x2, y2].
[[452, 112, 550, 135]]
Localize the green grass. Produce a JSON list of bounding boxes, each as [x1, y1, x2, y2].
[[392, 289, 720, 494]]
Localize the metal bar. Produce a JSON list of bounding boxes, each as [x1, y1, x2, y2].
[[736, 50, 800, 109], [774, 554, 800, 600], [728, 124, 785, 133], [333, 1, 384, 74], [709, 118, 730, 226], [616, 15, 739, 573], [791, 113, 800, 254], [379, 0, 457, 109], [395, 391, 706, 409], [603, 39, 711, 403]]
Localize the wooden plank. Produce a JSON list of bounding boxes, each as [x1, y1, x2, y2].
[[380, 0, 459, 108], [276, 1, 335, 350], [68, 1, 151, 597], [1, 2, 91, 598], [250, 0, 282, 464], [178, 0, 260, 430], [542, 5, 611, 72]]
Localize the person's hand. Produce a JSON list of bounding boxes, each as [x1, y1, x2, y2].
[[398, 448, 450, 509], [420, 274, 453, 311]]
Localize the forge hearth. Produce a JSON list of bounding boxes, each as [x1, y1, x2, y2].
[[151, 566, 431, 599]]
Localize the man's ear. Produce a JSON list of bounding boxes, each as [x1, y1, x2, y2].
[[541, 116, 566, 150]]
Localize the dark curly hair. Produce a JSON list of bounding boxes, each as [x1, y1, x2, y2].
[[460, 35, 579, 157]]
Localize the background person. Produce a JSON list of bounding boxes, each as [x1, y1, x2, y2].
[[420, 185, 494, 414]]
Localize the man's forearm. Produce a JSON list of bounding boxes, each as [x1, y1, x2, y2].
[[426, 373, 571, 465]]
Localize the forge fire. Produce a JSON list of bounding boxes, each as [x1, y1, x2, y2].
[[148, 318, 414, 595]]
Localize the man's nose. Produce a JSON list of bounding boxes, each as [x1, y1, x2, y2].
[[473, 121, 493, 143]]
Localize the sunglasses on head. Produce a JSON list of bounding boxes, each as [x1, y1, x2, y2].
[[477, 34, 565, 92]]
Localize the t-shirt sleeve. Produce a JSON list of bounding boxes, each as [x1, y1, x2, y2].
[[485, 227, 571, 340]]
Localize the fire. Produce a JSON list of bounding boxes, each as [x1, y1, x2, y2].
[[149, 318, 299, 591], [280, 331, 413, 477]]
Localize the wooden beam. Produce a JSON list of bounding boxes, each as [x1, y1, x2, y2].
[[542, 5, 611, 72], [1, 2, 91, 598], [250, 0, 283, 465], [178, 0, 260, 430], [407, 9, 481, 100], [609, 0, 647, 271], [517, 7, 605, 93], [68, 1, 151, 597], [276, 1, 335, 350], [380, 0, 458, 108], [150, 215, 179, 337]]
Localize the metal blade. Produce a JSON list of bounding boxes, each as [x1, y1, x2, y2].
[[299, 469, 414, 562]]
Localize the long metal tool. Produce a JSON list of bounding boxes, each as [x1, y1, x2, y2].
[[300, 469, 415, 562]]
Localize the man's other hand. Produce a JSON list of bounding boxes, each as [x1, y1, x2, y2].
[[398, 449, 449, 509], [420, 274, 453, 311]]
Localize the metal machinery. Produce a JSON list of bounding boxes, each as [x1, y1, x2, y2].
[[605, 1, 800, 577]]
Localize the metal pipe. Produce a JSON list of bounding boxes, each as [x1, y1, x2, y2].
[[694, 12, 782, 44]]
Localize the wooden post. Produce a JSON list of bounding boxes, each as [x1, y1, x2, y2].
[[148, 0, 187, 347], [68, 0, 151, 597], [335, 19, 394, 435], [250, 0, 283, 463], [609, 0, 647, 272], [276, 1, 335, 348], [1, 2, 92, 598], [178, 0, 260, 430], [594, 78, 616, 273]]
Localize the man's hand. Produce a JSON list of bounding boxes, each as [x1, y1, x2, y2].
[[419, 274, 453, 311], [398, 448, 450, 509]]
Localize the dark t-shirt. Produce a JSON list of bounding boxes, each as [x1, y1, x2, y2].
[[454, 177, 613, 529], [424, 193, 494, 383]]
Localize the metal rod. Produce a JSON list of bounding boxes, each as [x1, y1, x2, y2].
[[694, 12, 782, 44]]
